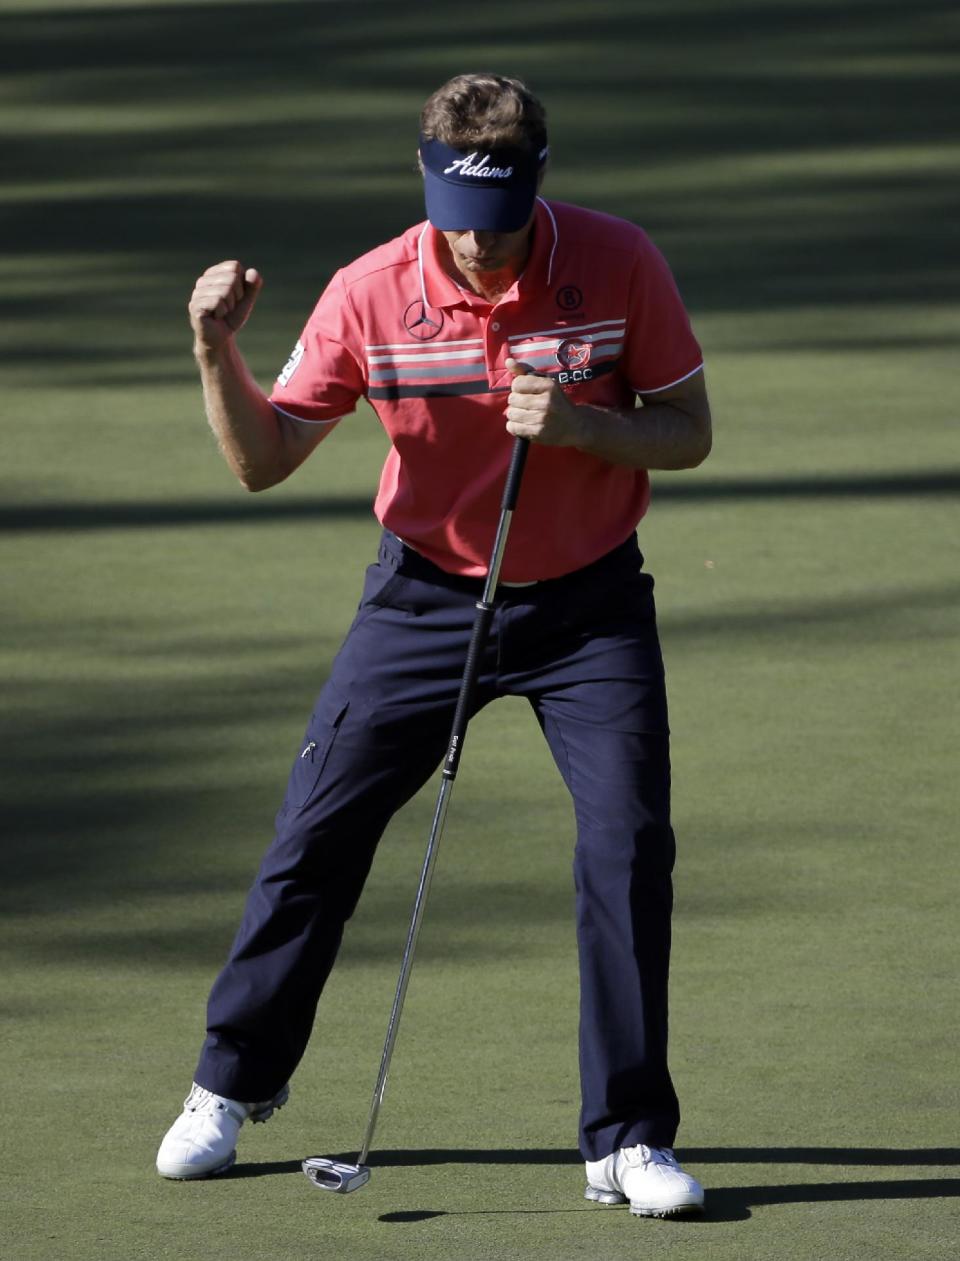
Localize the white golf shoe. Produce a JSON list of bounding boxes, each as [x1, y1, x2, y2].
[[584, 1144, 704, 1217], [156, 1082, 289, 1179]]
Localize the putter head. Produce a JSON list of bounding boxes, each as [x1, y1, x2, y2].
[[302, 1156, 371, 1193]]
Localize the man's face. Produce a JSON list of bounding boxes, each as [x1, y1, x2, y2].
[[438, 210, 536, 278]]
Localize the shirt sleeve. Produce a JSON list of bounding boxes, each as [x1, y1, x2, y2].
[[268, 269, 367, 425], [621, 232, 703, 395]]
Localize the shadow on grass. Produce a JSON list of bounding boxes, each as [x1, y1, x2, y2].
[[2, 0, 958, 368], [375, 1179, 960, 1223], [2, 469, 958, 535], [348, 1144, 960, 1168], [224, 1146, 960, 1222], [0, 496, 373, 532], [2, 566, 956, 930]]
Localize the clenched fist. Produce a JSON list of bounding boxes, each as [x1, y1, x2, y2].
[[504, 357, 585, 447], [188, 260, 263, 354]]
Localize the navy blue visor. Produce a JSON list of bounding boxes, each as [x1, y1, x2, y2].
[[420, 135, 548, 232]]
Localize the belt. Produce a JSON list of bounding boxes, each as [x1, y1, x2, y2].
[[379, 530, 640, 593], [379, 531, 529, 592]]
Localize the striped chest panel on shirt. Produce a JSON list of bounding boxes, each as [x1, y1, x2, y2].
[[365, 316, 626, 401], [366, 337, 489, 400], [507, 317, 625, 387]]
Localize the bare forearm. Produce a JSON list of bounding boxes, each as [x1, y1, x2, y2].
[[194, 340, 286, 491], [504, 357, 712, 470], [571, 399, 712, 470], [188, 260, 306, 492]]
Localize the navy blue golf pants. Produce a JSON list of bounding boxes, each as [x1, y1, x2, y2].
[[196, 530, 681, 1160]]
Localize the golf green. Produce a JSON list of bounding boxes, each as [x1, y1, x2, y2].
[[2, 2, 958, 1258]]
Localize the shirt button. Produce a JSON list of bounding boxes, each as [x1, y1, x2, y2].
[[491, 321, 501, 331]]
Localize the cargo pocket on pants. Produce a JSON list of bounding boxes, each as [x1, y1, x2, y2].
[[283, 688, 350, 812]]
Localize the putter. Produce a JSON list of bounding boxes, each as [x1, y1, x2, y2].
[[303, 435, 530, 1194]]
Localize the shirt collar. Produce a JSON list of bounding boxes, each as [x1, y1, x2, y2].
[[418, 197, 560, 312]]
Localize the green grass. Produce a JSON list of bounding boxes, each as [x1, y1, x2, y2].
[[2, 1, 959, 1258]]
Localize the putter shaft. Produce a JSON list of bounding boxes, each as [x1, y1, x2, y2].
[[357, 436, 530, 1168]]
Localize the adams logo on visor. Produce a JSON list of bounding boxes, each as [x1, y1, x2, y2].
[[277, 339, 305, 387], [420, 134, 548, 231], [440, 146, 549, 182], [443, 152, 515, 180]]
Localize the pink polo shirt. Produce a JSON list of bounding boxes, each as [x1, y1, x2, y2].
[[269, 198, 703, 582]]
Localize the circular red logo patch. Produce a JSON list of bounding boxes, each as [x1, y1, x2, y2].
[[556, 338, 592, 369]]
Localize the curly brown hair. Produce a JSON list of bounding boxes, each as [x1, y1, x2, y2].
[[419, 73, 547, 154]]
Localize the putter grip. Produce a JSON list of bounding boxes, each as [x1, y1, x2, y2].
[[501, 436, 530, 511], [442, 601, 494, 780], [442, 437, 529, 781]]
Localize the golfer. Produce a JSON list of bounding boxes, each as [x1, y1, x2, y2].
[[157, 72, 711, 1218]]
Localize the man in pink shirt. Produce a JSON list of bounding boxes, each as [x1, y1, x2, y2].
[[157, 73, 712, 1218]]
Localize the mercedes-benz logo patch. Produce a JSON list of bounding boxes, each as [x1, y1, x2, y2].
[[556, 285, 583, 311], [403, 300, 444, 341]]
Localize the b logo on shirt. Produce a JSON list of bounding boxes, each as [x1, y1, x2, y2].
[[403, 300, 445, 341], [555, 286, 583, 311]]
